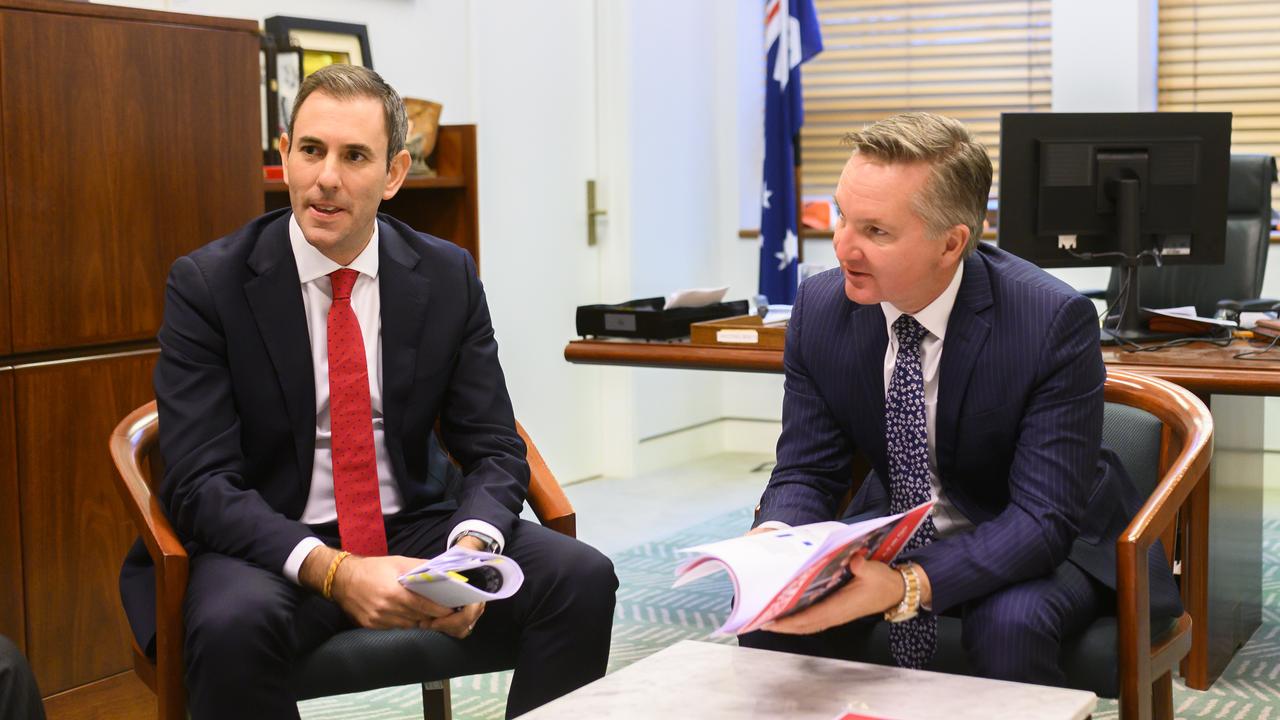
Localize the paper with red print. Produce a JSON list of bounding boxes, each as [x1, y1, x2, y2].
[[673, 501, 934, 635]]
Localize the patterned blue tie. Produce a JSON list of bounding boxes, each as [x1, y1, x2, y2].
[[885, 314, 938, 669]]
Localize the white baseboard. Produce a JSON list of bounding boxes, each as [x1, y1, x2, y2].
[[720, 418, 782, 454], [632, 417, 780, 474]]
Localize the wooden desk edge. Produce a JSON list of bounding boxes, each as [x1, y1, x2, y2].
[[568, 339, 1280, 394], [565, 340, 783, 374]]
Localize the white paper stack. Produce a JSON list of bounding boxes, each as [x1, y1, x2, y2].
[[398, 546, 524, 607]]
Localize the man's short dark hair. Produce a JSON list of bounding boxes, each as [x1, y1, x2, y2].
[[843, 112, 993, 257], [287, 64, 408, 171]]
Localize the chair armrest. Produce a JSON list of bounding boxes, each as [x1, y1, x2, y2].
[[1106, 371, 1212, 716], [109, 399, 188, 706], [515, 421, 576, 538], [1232, 298, 1280, 313], [1080, 288, 1108, 301], [109, 401, 188, 576]]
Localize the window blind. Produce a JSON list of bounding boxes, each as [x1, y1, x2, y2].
[[799, 0, 1050, 201], [1158, 0, 1280, 211]]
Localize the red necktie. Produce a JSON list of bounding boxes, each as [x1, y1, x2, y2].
[[327, 269, 387, 556]]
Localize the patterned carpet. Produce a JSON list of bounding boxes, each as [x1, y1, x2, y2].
[[299, 510, 1280, 720]]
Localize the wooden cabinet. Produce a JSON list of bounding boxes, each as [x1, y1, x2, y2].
[[16, 352, 158, 695], [1, 2, 263, 353], [265, 124, 481, 266], [0, 0, 264, 712]]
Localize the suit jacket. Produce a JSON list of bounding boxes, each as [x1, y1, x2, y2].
[[120, 208, 529, 652], [756, 243, 1182, 619]]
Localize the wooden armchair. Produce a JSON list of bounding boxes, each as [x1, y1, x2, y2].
[[109, 399, 577, 720], [831, 368, 1212, 720]]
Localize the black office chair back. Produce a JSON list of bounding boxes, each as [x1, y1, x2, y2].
[[1107, 153, 1277, 317]]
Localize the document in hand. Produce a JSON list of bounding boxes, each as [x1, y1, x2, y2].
[[397, 546, 524, 607], [672, 501, 935, 635]]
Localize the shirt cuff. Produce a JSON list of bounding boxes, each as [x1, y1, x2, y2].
[[755, 520, 793, 532], [283, 536, 327, 584], [447, 520, 506, 554]]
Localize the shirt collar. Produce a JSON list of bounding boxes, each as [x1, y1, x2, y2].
[[289, 214, 380, 285], [881, 261, 965, 343]]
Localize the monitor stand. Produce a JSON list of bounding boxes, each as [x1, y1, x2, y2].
[[1099, 177, 1178, 345]]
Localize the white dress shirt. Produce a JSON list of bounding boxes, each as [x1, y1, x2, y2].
[[281, 215, 503, 582], [879, 262, 973, 538], [762, 262, 973, 537]]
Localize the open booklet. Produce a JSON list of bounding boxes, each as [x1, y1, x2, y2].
[[673, 501, 935, 635], [397, 546, 524, 607]]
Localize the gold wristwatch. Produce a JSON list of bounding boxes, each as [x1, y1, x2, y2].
[[884, 562, 922, 623]]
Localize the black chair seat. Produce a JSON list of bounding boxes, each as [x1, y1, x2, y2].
[[292, 627, 517, 701]]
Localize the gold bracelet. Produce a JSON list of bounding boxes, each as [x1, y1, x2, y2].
[[884, 562, 921, 623], [322, 551, 352, 600]]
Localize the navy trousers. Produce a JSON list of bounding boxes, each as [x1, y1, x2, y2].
[[0, 635, 44, 720], [739, 559, 1106, 686], [182, 512, 618, 720]]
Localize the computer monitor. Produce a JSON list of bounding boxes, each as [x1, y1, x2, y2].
[[998, 112, 1232, 342]]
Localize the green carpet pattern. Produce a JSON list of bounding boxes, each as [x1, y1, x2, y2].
[[300, 512, 1280, 719]]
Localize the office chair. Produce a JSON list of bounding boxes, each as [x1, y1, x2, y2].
[[841, 369, 1213, 720], [1103, 154, 1277, 317], [110, 400, 576, 720]]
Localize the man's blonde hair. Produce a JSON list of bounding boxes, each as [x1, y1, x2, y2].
[[842, 112, 992, 256]]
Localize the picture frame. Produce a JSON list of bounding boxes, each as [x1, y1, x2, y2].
[[264, 16, 373, 76], [261, 33, 305, 165], [274, 46, 304, 139]]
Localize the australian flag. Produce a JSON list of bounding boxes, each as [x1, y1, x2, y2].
[[760, 0, 822, 305]]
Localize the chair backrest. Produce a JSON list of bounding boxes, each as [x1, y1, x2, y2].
[[1107, 153, 1278, 317], [1102, 403, 1164, 499]]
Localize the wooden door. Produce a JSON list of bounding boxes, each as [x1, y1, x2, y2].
[[470, 0, 606, 483]]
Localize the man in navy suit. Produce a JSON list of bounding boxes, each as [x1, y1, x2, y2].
[[740, 112, 1180, 684], [118, 64, 616, 719]]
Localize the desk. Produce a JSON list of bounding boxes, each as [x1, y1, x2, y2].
[[566, 337, 1268, 690], [522, 640, 1097, 720]]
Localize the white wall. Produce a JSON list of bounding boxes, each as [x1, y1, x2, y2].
[[623, 1, 729, 444], [1051, 0, 1157, 114]]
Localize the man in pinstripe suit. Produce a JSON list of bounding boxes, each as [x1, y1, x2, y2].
[[740, 113, 1181, 685]]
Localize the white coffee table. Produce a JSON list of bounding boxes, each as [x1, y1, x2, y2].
[[521, 640, 1097, 719]]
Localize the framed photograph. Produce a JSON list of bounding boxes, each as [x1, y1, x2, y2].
[[274, 47, 303, 138], [261, 32, 304, 165], [264, 16, 373, 77]]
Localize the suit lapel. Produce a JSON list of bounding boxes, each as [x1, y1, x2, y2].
[[244, 215, 316, 482], [377, 218, 431, 440], [935, 252, 993, 478], [848, 301, 889, 467]]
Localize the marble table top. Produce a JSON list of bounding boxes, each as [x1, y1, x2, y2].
[[521, 640, 1097, 720]]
